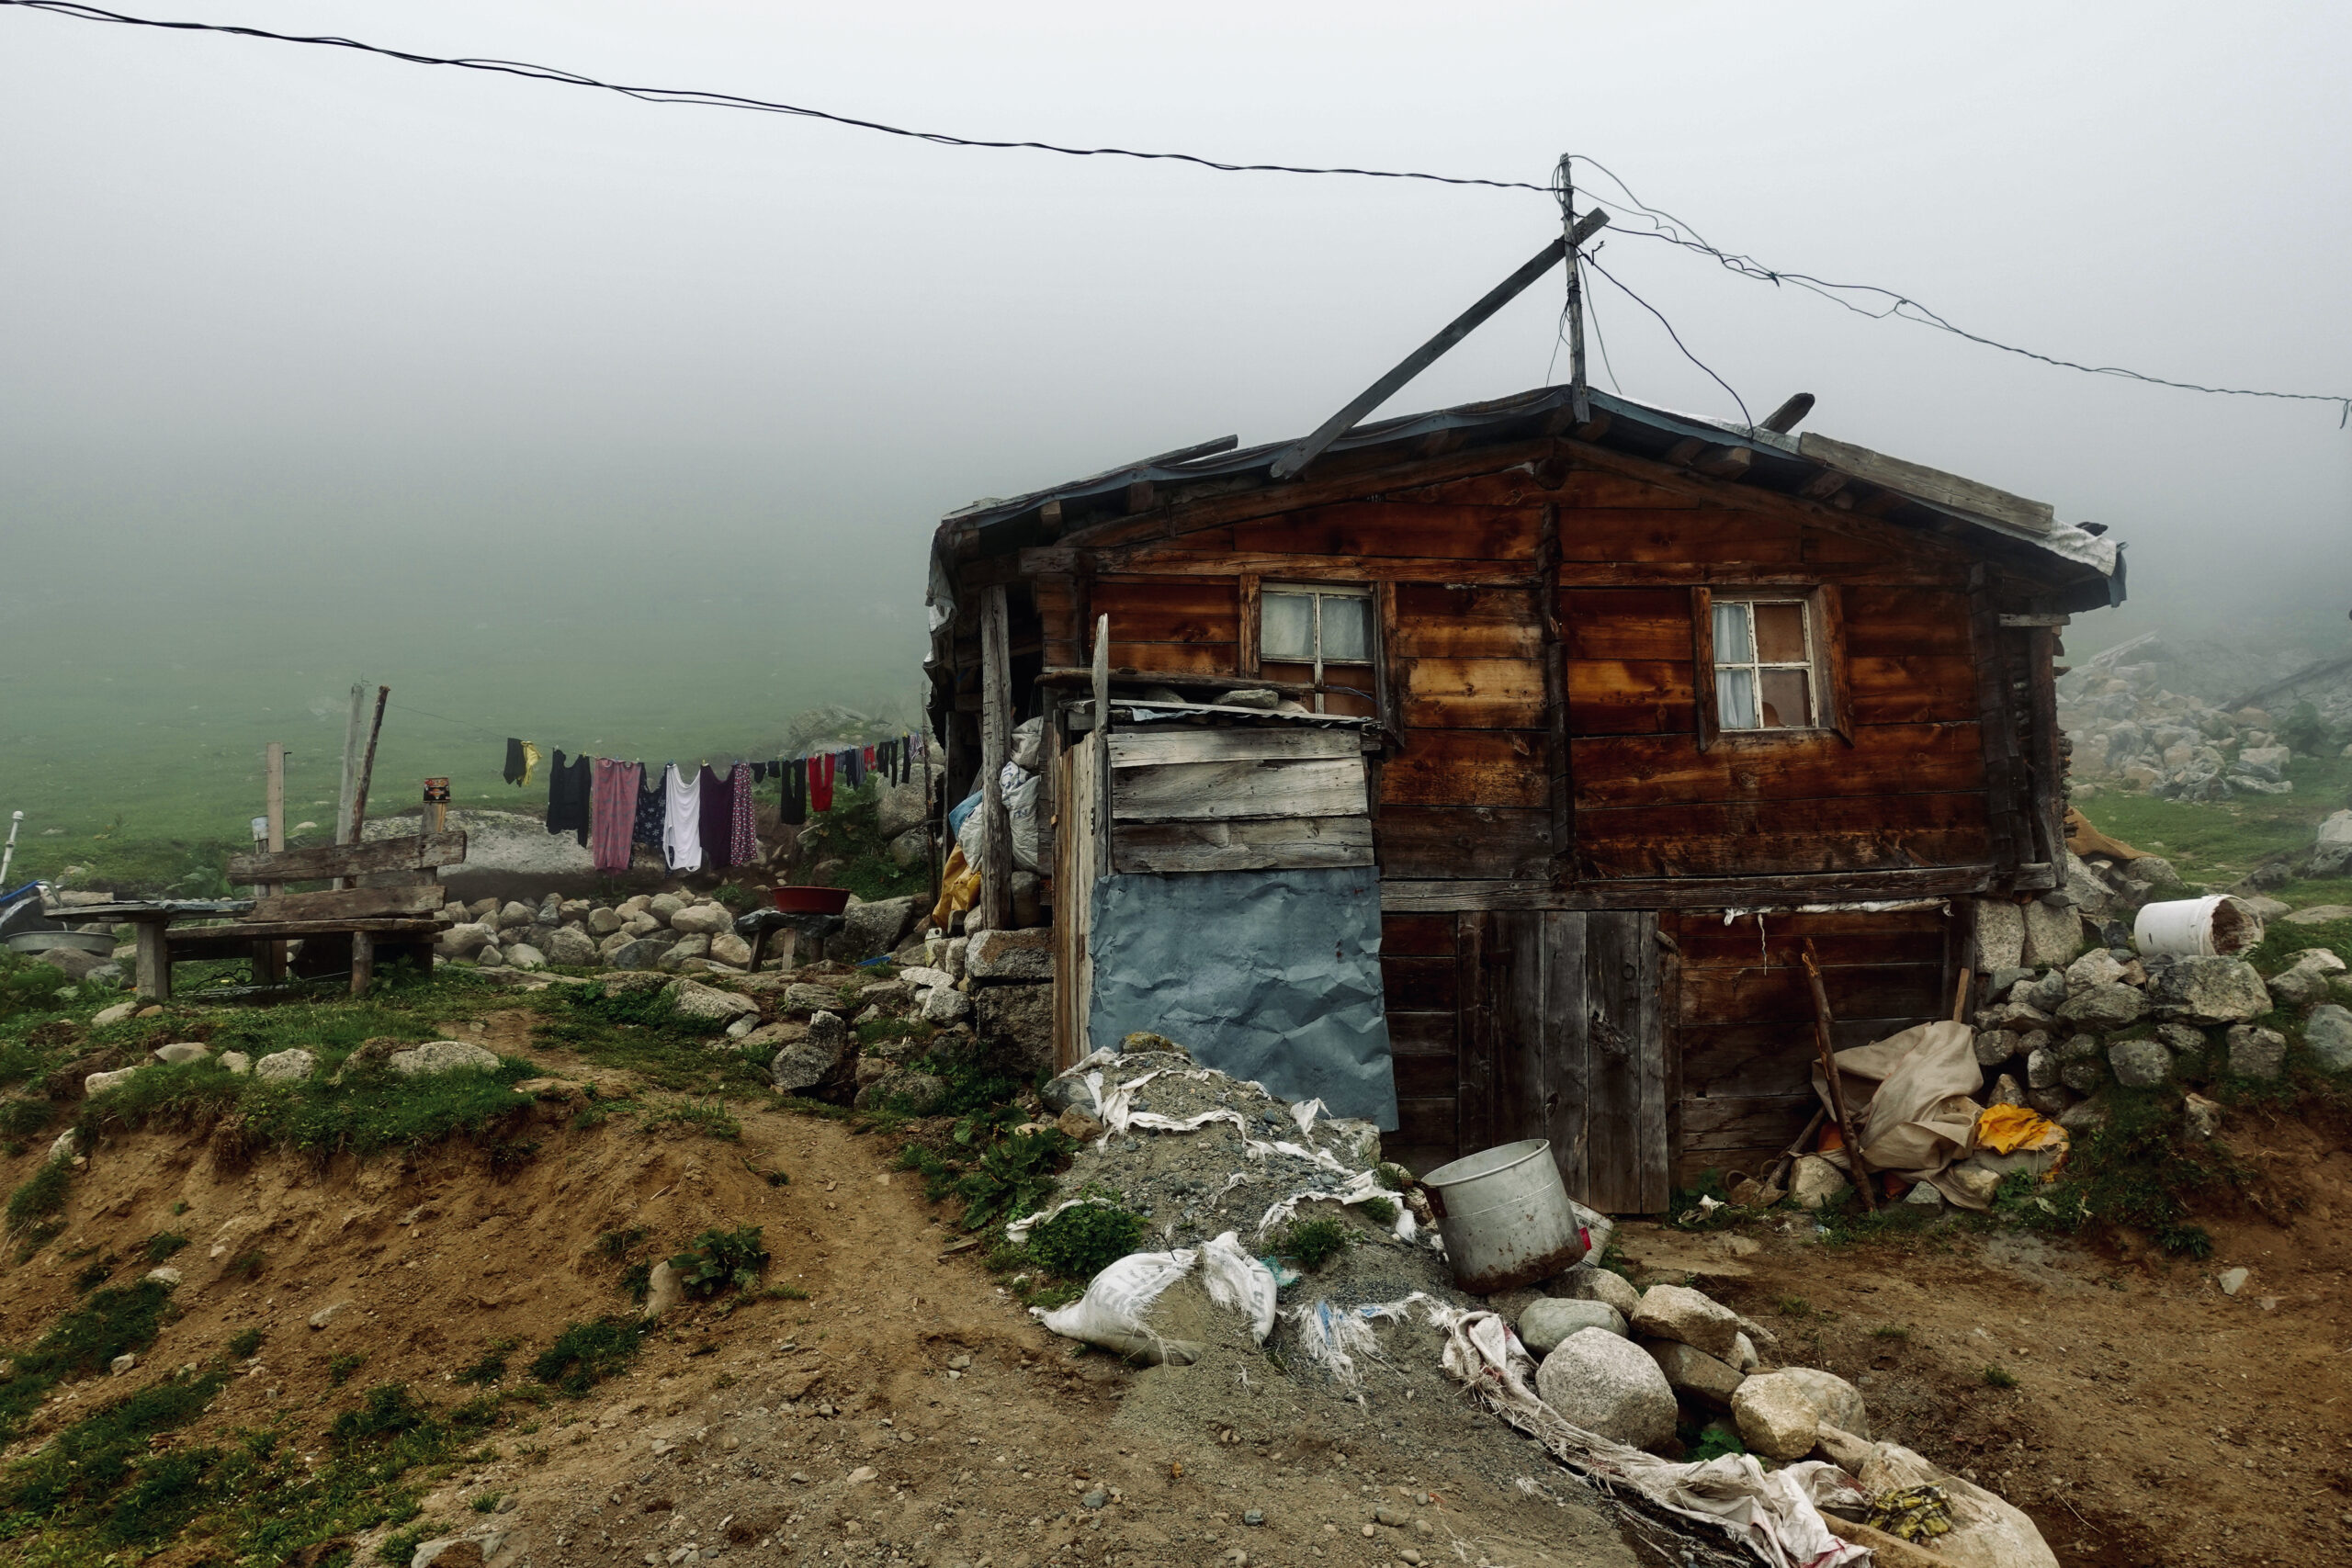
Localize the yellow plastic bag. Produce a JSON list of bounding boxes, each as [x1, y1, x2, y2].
[[929, 844, 981, 931]]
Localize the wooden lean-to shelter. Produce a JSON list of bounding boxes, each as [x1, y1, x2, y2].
[[925, 382, 2122, 1213]]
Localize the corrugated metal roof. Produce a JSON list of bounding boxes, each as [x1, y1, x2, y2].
[[937, 383, 2123, 611]]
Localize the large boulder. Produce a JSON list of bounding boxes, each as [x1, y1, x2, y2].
[[2313, 809, 2352, 876], [389, 1041, 503, 1077], [85, 1066, 142, 1097], [1517, 1298, 1627, 1356], [2108, 1037, 2172, 1089], [587, 907, 624, 937], [542, 926, 601, 967], [38, 947, 108, 984], [708, 932, 753, 969], [2226, 1024, 2287, 1081], [1731, 1371, 1826, 1461], [2021, 901, 2083, 968], [1970, 899, 2025, 972], [1555, 1264, 1640, 1318], [782, 983, 843, 1014], [2057, 982, 2146, 1031], [1644, 1340, 1746, 1412], [647, 894, 685, 925], [1534, 1328, 1677, 1450], [437, 921, 495, 957], [153, 1042, 211, 1066], [606, 936, 674, 972], [770, 1010, 854, 1097], [502, 942, 547, 972], [668, 903, 732, 937], [2267, 949, 2347, 1009], [1772, 1366, 1870, 1438], [966, 928, 1053, 983], [876, 774, 933, 839], [2306, 1005, 2352, 1073], [1629, 1284, 1742, 1360], [973, 983, 1054, 1069], [1788, 1155, 1849, 1211], [2145, 956, 2271, 1025], [655, 935, 710, 970], [918, 986, 973, 1025], [666, 978, 758, 1024], [838, 897, 917, 962], [254, 1048, 317, 1084]]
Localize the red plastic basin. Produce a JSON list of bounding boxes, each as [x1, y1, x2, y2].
[[769, 886, 853, 915]]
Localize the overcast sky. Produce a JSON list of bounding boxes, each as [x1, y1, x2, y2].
[[5, 0, 2348, 760]]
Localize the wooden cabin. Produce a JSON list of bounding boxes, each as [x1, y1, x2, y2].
[[925, 384, 2122, 1213]]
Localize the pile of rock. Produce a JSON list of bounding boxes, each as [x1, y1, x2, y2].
[[435, 889, 922, 976], [1521, 1270, 1867, 1462], [1965, 924, 2351, 1136], [2059, 653, 2346, 803]]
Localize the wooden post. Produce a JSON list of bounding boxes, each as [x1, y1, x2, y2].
[[1951, 966, 1973, 1023], [260, 742, 287, 982], [1558, 153, 1591, 425], [133, 919, 171, 1004], [349, 930, 375, 998], [978, 586, 1013, 933], [338, 687, 390, 890], [1801, 939, 1878, 1212], [334, 683, 366, 847]]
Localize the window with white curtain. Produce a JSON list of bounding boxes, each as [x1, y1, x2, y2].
[[1712, 596, 1817, 730]]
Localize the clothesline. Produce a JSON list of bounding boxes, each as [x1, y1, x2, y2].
[[500, 733, 928, 875]]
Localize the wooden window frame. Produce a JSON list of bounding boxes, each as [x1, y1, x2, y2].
[[1261, 580, 1379, 716], [1690, 584, 1852, 750]]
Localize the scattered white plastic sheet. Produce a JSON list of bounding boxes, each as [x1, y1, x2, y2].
[[1004, 1194, 1125, 1247], [1034, 1231, 1277, 1364], [1255, 1167, 1418, 1242]]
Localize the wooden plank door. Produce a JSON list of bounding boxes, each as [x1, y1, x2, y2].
[[1455, 908, 1666, 1214]]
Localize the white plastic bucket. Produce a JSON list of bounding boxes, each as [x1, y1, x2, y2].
[[2133, 895, 2264, 958], [1417, 1138, 1587, 1292]]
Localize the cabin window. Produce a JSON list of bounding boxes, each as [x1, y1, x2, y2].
[[1712, 596, 1817, 730], [1261, 583, 1374, 715]]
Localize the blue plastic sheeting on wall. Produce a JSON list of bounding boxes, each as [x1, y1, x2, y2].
[[1086, 866, 1397, 1130]]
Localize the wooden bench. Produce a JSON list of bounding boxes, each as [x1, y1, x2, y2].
[[87, 831, 469, 1002]]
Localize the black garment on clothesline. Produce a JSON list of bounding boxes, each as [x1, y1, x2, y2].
[[777, 758, 807, 826], [503, 738, 527, 786], [545, 750, 594, 846]]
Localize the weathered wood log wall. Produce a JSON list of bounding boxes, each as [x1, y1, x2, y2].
[[966, 440, 2051, 1196]]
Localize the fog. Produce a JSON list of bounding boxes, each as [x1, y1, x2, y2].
[[3, 0, 2348, 818]]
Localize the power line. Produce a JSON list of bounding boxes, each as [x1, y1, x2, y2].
[[5, 0, 2346, 424], [1582, 253, 1752, 431], [1566, 155, 2352, 424], [0, 0, 1550, 195]]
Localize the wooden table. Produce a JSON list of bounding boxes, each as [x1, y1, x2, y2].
[[49, 900, 437, 1001]]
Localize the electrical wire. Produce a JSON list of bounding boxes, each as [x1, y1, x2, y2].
[[5, 0, 2345, 422], [1566, 154, 2352, 424], [1581, 253, 1752, 431], [1579, 256, 1624, 396], [0, 0, 1551, 195]]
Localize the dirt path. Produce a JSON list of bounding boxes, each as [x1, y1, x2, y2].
[[0, 1013, 1641, 1568]]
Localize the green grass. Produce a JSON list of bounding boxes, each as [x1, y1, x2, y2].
[[2075, 750, 2352, 890], [634, 1097, 741, 1142], [531, 985, 774, 1094], [1982, 1364, 2019, 1389], [327, 1353, 368, 1387], [228, 1326, 263, 1359], [528, 1318, 646, 1396], [1280, 1215, 1353, 1272], [6, 1161, 72, 1231], [140, 1231, 189, 1265], [1025, 1202, 1144, 1281], [669, 1224, 770, 1300], [0, 1279, 179, 1439]]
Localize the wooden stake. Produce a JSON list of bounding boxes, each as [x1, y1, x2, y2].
[[260, 742, 287, 983], [334, 682, 366, 846], [978, 587, 1012, 933], [1951, 964, 1973, 1023], [1801, 938, 1878, 1212], [339, 687, 390, 891]]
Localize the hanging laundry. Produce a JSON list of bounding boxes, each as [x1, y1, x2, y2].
[[590, 758, 641, 875], [841, 746, 865, 790], [546, 750, 594, 846], [808, 752, 835, 815], [750, 761, 767, 783], [633, 767, 665, 850], [696, 765, 734, 868], [503, 738, 528, 786], [663, 762, 703, 874], [777, 758, 808, 826], [729, 763, 758, 868], [519, 741, 542, 787]]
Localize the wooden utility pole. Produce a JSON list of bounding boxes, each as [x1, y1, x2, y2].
[[978, 586, 1013, 932], [334, 682, 366, 848], [337, 687, 390, 890], [1559, 153, 1591, 424]]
